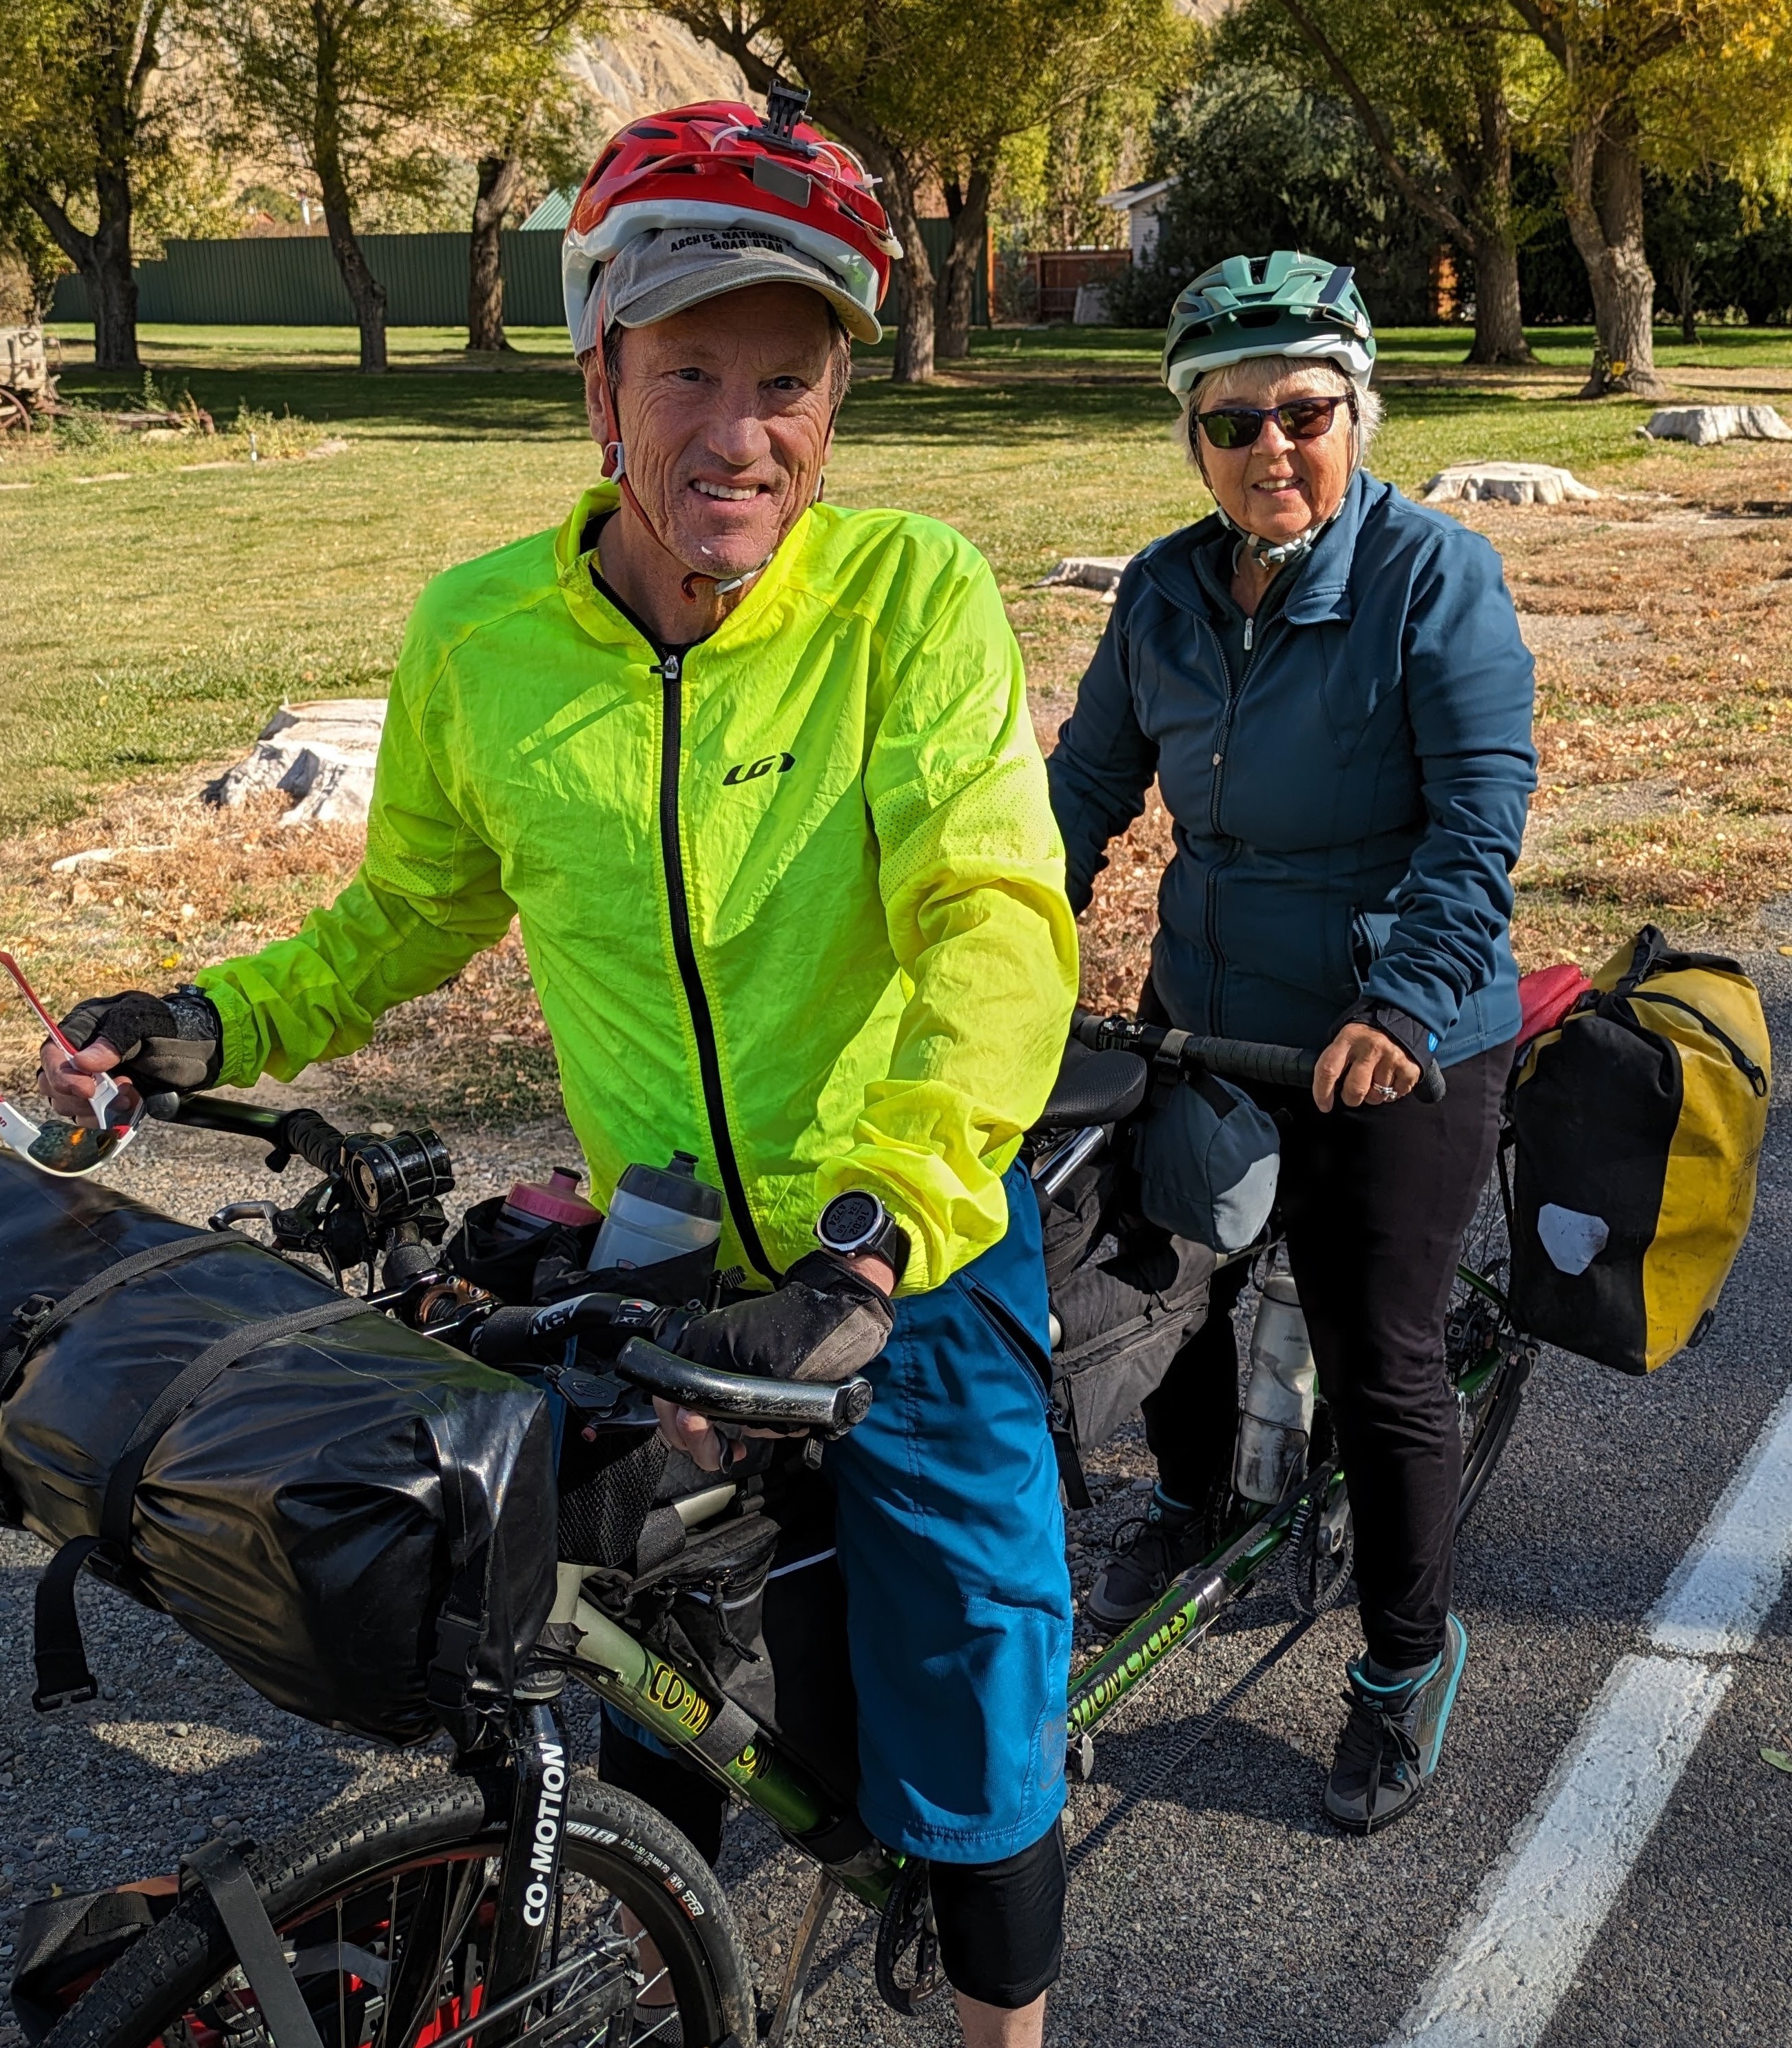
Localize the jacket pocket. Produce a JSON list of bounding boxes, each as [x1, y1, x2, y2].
[[1350, 905, 1397, 989], [967, 1282, 1053, 1417]]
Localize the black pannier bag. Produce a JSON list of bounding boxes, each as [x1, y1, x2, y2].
[[1036, 1149, 1215, 1504], [0, 1154, 556, 1750]]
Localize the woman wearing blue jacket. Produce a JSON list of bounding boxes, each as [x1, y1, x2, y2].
[[1047, 252, 1536, 1834]]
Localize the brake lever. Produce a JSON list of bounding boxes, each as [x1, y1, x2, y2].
[[209, 1199, 282, 1234]]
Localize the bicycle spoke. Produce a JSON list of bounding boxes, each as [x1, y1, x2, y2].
[[372, 1873, 401, 2048]]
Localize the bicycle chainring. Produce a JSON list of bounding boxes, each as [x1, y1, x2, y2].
[[873, 1860, 947, 2016]]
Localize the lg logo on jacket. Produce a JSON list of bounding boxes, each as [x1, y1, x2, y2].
[[723, 752, 796, 785]]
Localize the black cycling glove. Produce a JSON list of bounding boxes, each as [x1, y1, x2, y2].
[[1330, 996, 1437, 1069], [58, 985, 225, 1096], [674, 1250, 895, 1385]]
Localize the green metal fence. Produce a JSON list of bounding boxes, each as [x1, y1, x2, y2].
[[50, 218, 986, 331]]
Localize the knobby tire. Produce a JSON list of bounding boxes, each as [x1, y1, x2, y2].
[[42, 1770, 754, 2048]]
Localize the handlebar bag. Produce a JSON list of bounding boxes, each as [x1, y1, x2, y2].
[[1134, 1069, 1280, 1253], [1507, 925, 1771, 1374], [0, 1155, 555, 1750]]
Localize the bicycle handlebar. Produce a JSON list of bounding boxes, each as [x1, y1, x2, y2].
[[167, 1096, 353, 1160], [1071, 1008, 1446, 1105], [616, 1337, 872, 1438], [471, 1296, 872, 1437]]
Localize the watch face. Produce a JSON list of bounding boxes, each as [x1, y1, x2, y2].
[[823, 1191, 882, 1249]]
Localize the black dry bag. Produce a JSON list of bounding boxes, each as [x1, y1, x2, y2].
[[0, 1155, 555, 1750]]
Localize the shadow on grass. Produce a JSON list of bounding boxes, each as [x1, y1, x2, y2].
[[57, 364, 589, 442]]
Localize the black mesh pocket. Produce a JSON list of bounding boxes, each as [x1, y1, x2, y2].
[[555, 1429, 669, 1568]]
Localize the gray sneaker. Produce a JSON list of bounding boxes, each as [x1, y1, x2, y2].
[[1323, 1613, 1470, 1835], [1085, 1488, 1219, 1630]]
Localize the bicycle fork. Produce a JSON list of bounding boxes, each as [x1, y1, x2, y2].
[[482, 1697, 570, 2037]]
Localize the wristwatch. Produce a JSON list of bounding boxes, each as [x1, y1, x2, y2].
[[815, 1191, 911, 1287]]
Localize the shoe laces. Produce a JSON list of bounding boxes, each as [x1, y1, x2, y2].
[[1106, 1500, 1199, 1584], [1335, 1685, 1422, 1817]]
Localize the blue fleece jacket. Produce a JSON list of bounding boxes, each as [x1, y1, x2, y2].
[[1047, 469, 1536, 1066]]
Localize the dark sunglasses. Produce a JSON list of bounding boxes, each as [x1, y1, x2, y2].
[[1195, 395, 1350, 450]]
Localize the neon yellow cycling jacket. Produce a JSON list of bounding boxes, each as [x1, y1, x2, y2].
[[196, 485, 1080, 1291]]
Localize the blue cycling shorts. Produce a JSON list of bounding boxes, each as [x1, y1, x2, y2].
[[824, 1163, 1072, 1863]]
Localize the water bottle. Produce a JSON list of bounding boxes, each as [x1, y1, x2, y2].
[[588, 1151, 723, 1273], [1232, 1266, 1317, 1504], [489, 1166, 601, 1246]]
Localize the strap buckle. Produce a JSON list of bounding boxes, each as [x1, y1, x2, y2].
[[426, 1612, 482, 1712]]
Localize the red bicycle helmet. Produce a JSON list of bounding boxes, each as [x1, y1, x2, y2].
[[562, 87, 900, 352]]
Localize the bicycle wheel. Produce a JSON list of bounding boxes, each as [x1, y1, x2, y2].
[[43, 1768, 754, 2048], [1448, 1135, 1530, 1526]]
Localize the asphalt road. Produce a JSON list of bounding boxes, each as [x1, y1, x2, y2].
[[2, 953, 1789, 2048]]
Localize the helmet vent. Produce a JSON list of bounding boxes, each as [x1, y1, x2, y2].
[[1237, 307, 1278, 327], [1248, 256, 1270, 284]]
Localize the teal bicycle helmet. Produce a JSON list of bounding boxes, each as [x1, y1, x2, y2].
[[1162, 250, 1375, 401]]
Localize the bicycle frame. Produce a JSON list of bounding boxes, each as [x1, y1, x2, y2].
[[530, 1240, 1521, 1928]]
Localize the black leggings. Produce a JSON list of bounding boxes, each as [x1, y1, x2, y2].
[[1141, 1007, 1511, 1669], [599, 1721, 1065, 2009]]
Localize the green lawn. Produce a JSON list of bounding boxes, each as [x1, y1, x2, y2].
[[4, 320, 1790, 842]]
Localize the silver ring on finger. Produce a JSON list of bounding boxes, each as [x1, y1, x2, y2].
[[1374, 1083, 1398, 1101]]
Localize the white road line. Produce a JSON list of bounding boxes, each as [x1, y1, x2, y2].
[[1388, 1655, 1731, 2047], [1386, 1374, 1792, 2048], [1648, 1379, 1792, 1656]]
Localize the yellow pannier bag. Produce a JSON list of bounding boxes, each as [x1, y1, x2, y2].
[[1508, 925, 1770, 1374]]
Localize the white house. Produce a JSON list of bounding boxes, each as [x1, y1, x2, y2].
[[1096, 178, 1173, 263]]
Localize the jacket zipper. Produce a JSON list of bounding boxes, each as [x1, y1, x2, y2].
[[1202, 604, 1283, 1034], [655, 652, 781, 1282]]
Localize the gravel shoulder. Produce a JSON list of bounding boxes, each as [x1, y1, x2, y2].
[[2, 961, 1789, 2045]]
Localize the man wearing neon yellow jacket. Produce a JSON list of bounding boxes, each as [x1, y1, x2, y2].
[[43, 97, 1078, 2046]]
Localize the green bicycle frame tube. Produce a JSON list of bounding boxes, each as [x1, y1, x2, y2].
[[568, 1593, 899, 1909], [1067, 1468, 1348, 1737]]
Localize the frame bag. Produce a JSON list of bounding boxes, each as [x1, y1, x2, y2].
[[1507, 926, 1770, 1374], [0, 1156, 555, 1749]]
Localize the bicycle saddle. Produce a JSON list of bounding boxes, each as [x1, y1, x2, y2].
[[1033, 1041, 1150, 1131]]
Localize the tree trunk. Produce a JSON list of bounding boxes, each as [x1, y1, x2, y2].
[[934, 167, 990, 361], [87, 156, 140, 370], [468, 154, 521, 351], [1465, 229, 1532, 366], [874, 156, 935, 384], [313, 40, 384, 373], [1668, 256, 1698, 343], [23, 188, 140, 371], [1459, 74, 1533, 368], [1559, 121, 1668, 398], [316, 145, 386, 372]]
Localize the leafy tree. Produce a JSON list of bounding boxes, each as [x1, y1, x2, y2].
[[0, 0, 168, 369], [1647, 173, 1744, 339], [1507, 0, 1792, 396], [995, 81, 1154, 258], [449, 0, 597, 351], [657, 0, 1182, 381], [1242, 0, 1542, 364], [203, 0, 460, 371], [1109, 54, 1444, 329], [0, 192, 74, 322]]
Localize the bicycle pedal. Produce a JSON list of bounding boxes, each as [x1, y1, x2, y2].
[[1067, 1732, 1096, 1783]]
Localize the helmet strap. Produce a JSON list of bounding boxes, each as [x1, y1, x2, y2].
[[1193, 385, 1363, 574]]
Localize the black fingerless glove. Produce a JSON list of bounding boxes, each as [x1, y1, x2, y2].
[[59, 985, 225, 1096], [1330, 997, 1437, 1069], [674, 1250, 895, 1385]]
